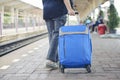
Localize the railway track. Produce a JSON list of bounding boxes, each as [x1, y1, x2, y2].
[[0, 32, 48, 57]]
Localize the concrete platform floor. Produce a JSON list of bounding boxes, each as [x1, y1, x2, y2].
[[0, 33, 120, 80]]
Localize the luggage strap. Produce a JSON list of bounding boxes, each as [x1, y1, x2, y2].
[[59, 27, 89, 36]]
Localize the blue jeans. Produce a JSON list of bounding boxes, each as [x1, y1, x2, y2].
[[45, 15, 67, 62]]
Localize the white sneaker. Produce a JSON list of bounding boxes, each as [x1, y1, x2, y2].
[[93, 31, 97, 34], [46, 60, 58, 70]]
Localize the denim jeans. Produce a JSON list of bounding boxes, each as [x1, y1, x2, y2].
[[45, 15, 67, 62]]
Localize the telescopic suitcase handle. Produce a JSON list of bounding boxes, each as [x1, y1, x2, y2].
[[67, 11, 80, 26]]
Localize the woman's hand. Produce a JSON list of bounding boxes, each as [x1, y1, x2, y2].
[[68, 9, 75, 16], [64, 0, 75, 16]]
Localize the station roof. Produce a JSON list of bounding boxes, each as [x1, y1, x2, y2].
[[0, 0, 42, 14], [74, 0, 109, 20], [0, 0, 109, 19]]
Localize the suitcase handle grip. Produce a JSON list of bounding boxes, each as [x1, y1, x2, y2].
[[75, 11, 79, 14], [68, 11, 79, 15]]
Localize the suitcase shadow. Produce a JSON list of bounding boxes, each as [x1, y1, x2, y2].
[[63, 68, 94, 74], [63, 68, 95, 74]]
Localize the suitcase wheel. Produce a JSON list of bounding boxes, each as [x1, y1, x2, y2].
[[59, 63, 64, 73], [86, 65, 91, 73]]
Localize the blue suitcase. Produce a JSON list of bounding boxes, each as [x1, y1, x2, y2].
[[58, 25, 92, 73]]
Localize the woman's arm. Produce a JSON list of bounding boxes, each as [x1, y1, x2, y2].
[[63, 0, 75, 15]]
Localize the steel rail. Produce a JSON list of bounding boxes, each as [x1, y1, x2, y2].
[[0, 32, 48, 57]]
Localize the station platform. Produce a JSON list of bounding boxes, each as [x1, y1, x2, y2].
[[0, 33, 120, 80], [0, 26, 47, 43]]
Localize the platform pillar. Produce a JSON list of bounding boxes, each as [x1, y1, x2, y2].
[[0, 6, 4, 36]]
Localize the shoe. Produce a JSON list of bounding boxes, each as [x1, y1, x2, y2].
[[46, 60, 58, 70], [93, 31, 97, 34]]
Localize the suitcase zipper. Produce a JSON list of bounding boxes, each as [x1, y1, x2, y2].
[[63, 36, 66, 58]]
